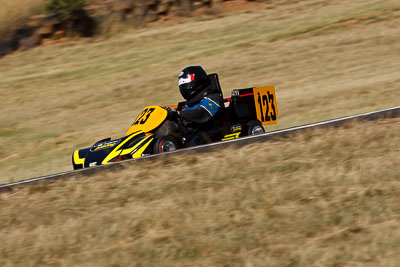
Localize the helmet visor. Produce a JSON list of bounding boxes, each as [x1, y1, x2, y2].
[[178, 73, 195, 86]]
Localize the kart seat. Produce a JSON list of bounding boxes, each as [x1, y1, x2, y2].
[[208, 73, 223, 98]]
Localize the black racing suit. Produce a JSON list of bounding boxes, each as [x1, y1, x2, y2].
[[177, 84, 224, 145]]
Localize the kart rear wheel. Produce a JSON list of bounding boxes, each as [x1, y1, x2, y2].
[[153, 136, 179, 154], [246, 120, 265, 136]]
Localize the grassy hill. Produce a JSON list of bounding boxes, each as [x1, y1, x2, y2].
[[1, 0, 399, 182], [0, 0, 400, 265], [1, 118, 399, 266]]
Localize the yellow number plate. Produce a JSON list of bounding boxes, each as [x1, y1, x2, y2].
[[126, 105, 167, 135], [253, 86, 278, 126]]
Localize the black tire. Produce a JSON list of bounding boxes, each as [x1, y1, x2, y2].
[[152, 135, 179, 154], [246, 120, 265, 136]]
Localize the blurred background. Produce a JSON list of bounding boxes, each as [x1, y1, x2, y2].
[[1, 0, 400, 266], [1, 0, 399, 182]]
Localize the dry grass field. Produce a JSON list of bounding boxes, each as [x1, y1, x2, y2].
[[1, 0, 399, 183], [1, 0, 400, 265], [1, 118, 399, 266], [0, 0, 45, 39]]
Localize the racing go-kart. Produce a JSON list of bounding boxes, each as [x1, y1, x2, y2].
[[72, 74, 278, 169]]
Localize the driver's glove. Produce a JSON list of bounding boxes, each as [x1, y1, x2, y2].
[[163, 106, 177, 120]]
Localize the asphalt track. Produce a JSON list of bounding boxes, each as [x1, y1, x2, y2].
[[1, 106, 399, 193]]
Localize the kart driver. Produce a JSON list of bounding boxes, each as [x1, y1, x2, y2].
[[165, 66, 223, 144]]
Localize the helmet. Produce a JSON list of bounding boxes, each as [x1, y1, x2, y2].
[[178, 66, 210, 101]]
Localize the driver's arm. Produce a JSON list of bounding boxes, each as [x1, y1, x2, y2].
[[178, 96, 221, 124]]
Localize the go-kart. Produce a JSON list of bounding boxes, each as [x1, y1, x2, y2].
[[72, 74, 278, 169]]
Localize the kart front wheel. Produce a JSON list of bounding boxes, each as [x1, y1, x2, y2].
[[153, 136, 179, 154], [246, 120, 265, 136]]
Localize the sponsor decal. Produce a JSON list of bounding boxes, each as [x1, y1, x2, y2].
[[232, 90, 239, 96], [221, 132, 241, 141], [89, 162, 97, 167], [208, 103, 215, 110], [91, 139, 119, 151], [231, 124, 242, 133]]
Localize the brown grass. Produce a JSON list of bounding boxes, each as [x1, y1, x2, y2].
[[1, 118, 399, 266], [0, 0, 399, 180], [1, 1, 399, 265], [0, 0, 45, 40]]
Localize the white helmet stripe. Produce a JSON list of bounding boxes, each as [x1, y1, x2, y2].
[[178, 74, 195, 86]]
